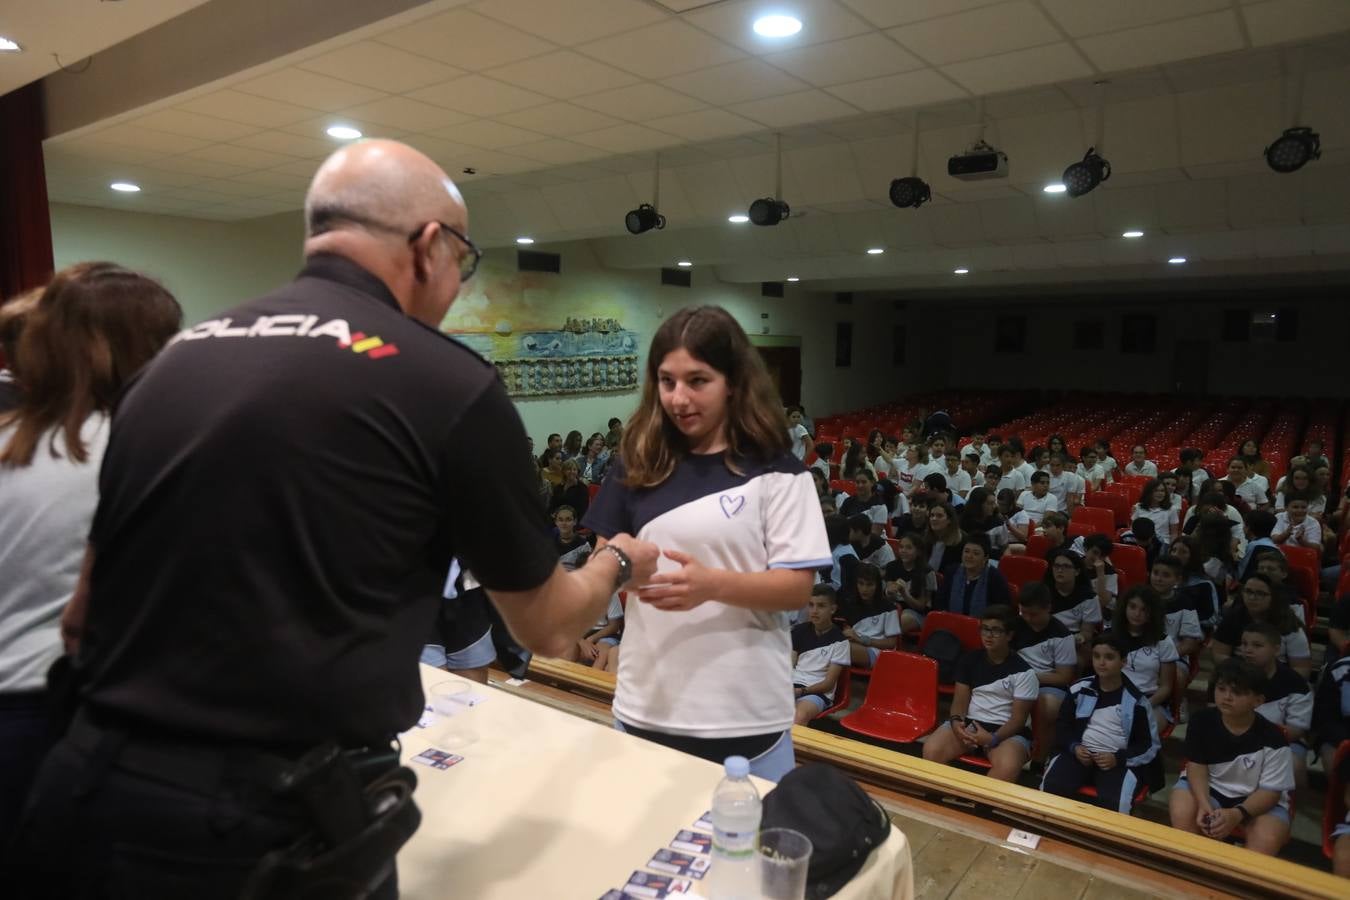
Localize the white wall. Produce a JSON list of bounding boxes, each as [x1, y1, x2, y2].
[[47, 203, 914, 444]]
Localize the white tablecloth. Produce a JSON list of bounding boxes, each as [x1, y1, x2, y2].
[[398, 665, 913, 900]]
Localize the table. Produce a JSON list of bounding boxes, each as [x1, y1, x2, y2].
[[398, 665, 913, 900]]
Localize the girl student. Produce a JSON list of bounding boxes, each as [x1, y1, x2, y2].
[[1133, 477, 1180, 543], [839, 563, 902, 668], [583, 306, 830, 781], [1112, 585, 1180, 734], [883, 531, 936, 633], [1210, 572, 1312, 680]]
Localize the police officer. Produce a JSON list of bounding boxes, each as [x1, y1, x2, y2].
[[15, 140, 659, 898]]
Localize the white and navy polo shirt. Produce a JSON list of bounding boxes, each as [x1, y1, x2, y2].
[[791, 623, 850, 689], [957, 650, 1039, 728], [1120, 634, 1180, 697], [1052, 583, 1103, 633], [1014, 618, 1077, 675], [1184, 706, 1294, 808], [1207, 663, 1312, 733], [584, 452, 830, 739]]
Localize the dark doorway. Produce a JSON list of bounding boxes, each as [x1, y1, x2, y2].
[[1171, 339, 1209, 394], [757, 345, 801, 407]]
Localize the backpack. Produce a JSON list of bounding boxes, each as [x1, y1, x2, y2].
[[922, 629, 963, 684]]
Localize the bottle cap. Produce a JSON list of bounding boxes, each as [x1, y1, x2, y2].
[[724, 755, 750, 778]]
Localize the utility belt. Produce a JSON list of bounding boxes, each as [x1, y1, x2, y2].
[[67, 707, 422, 899]]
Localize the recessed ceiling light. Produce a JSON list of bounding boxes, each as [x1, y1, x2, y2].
[[866, 247, 884, 255], [676, 260, 692, 267], [1122, 230, 1144, 238], [515, 237, 535, 245], [0, 37, 21, 53], [326, 125, 362, 140], [786, 277, 800, 282], [1042, 183, 1067, 194], [753, 15, 802, 38], [1168, 257, 1187, 265], [109, 182, 141, 193], [727, 214, 750, 224], [953, 268, 969, 275]]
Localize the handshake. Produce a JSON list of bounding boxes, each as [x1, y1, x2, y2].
[[600, 534, 722, 613]]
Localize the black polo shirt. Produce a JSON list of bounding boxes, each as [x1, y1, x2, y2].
[[79, 254, 557, 747]]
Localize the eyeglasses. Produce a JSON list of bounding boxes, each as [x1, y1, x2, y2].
[[1242, 588, 1271, 599], [979, 625, 1006, 635], [1051, 562, 1076, 570], [409, 221, 482, 281]]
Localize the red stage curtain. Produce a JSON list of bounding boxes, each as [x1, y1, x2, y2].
[[0, 81, 55, 304]]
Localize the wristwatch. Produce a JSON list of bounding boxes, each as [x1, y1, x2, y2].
[[1236, 804, 1253, 824], [598, 544, 632, 590]]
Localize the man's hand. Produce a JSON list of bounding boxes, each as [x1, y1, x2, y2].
[[605, 533, 660, 588], [577, 637, 598, 661], [636, 549, 720, 611]]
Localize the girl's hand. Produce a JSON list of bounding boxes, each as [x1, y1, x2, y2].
[[577, 638, 598, 661], [841, 626, 860, 642], [636, 549, 719, 611], [1074, 744, 1093, 765], [1204, 808, 1240, 840]]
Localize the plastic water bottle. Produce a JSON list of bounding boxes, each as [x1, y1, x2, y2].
[[708, 755, 761, 899]]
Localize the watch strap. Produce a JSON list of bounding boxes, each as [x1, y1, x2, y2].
[[599, 544, 631, 590]]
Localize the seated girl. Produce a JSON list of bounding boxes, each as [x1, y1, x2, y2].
[[839, 563, 900, 669], [883, 531, 936, 633], [1112, 585, 1179, 734], [1211, 573, 1312, 679]]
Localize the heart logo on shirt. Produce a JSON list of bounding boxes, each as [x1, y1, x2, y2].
[[719, 494, 746, 518], [1243, 757, 1256, 769]]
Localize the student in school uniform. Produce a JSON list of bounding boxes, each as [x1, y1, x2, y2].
[[839, 564, 901, 669], [1148, 555, 1203, 686], [960, 452, 985, 492], [1112, 586, 1180, 735], [958, 433, 992, 468], [995, 448, 1028, 495], [583, 306, 830, 781], [1220, 456, 1270, 510], [1120, 516, 1164, 568], [933, 534, 1011, 618], [786, 406, 811, 462], [1072, 534, 1120, 612], [1235, 508, 1278, 580], [1169, 659, 1295, 856], [809, 442, 833, 481], [824, 514, 860, 598], [1017, 471, 1060, 524], [1095, 440, 1120, 481], [790, 585, 851, 725], [1333, 753, 1350, 877], [1046, 453, 1085, 514], [1124, 445, 1158, 478], [1234, 621, 1312, 789], [573, 592, 625, 673], [848, 514, 895, 568], [840, 470, 889, 537], [1314, 646, 1350, 783], [1077, 446, 1110, 490], [884, 531, 937, 633], [1044, 549, 1106, 654], [1271, 494, 1322, 549], [1133, 478, 1180, 543], [943, 450, 974, 499], [1041, 632, 1161, 814], [1014, 583, 1079, 759], [923, 605, 1040, 782], [1210, 573, 1312, 680]]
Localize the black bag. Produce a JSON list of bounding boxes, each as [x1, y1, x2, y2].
[[761, 764, 891, 899], [922, 628, 963, 684]]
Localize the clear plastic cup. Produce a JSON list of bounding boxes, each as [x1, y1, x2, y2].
[[428, 681, 469, 716], [757, 827, 812, 900]]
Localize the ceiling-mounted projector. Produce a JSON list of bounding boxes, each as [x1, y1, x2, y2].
[[948, 140, 1008, 181]]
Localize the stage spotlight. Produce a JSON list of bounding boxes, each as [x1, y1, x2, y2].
[[1062, 147, 1111, 198], [1264, 127, 1320, 174], [888, 176, 931, 209], [624, 203, 665, 235], [748, 197, 790, 227]]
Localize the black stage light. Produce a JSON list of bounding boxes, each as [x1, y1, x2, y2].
[[888, 176, 931, 209], [1062, 147, 1111, 198], [748, 197, 790, 226], [1264, 126, 1321, 174], [624, 203, 665, 235]]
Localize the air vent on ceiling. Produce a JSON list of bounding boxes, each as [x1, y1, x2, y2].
[[517, 249, 560, 274], [761, 281, 784, 298], [660, 267, 691, 287]]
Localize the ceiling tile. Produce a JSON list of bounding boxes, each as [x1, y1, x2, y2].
[[278, 115, 406, 143], [507, 139, 614, 165], [886, 2, 1062, 66], [1242, 0, 1350, 46], [765, 33, 925, 87], [180, 144, 294, 169], [486, 51, 640, 99], [451, 149, 541, 175], [498, 103, 624, 136], [574, 83, 707, 121], [130, 109, 262, 142], [406, 75, 551, 117], [645, 108, 764, 141], [1076, 10, 1245, 71], [662, 58, 810, 105], [225, 169, 316, 190], [298, 42, 463, 93], [175, 90, 324, 127], [235, 68, 387, 112], [434, 119, 547, 149], [82, 124, 211, 155], [825, 68, 968, 112], [375, 10, 555, 72], [1038, 0, 1230, 38], [575, 20, 744, 80], [151, 156, 254, 179], [730, 89, 860, 129], [683, 0, 874, 53], [838, 0, 1005, 29], [472, 0, 667, 44], [341, 96, 474, 132], [572, 123, 676, 154], [45, 139, 168, 167], [941, 42, 1094, 95]]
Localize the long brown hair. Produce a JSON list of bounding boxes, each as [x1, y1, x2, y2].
[[0, 262, 181, 467], [621, 305, 788, 487]]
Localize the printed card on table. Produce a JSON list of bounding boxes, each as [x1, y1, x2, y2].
[[692, 810, 713, 831], [622, 871, 692, 898], [410, 747, 463, 770], [669, 830, 712, 855], [646, 848, 709, 880]]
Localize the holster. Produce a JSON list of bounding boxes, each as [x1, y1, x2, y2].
[[241, 743, 422, 900]]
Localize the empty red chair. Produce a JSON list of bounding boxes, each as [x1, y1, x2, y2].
[[1324, 741, 1350, 860], [1067, 521, 1095, 540], [1071, 506, 1114, 536], [1111, 544, 1148, 592], [1279, 545, 1321, 576], [815, 670, 852, 720], [998, 555, 1048, 593], [1092, 492, 1133, 530], [1025, 534, 1053, 559], [839, 651, 938, 743]]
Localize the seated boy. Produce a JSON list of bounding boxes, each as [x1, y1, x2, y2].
[[1236, 621, 1312, 789], [1119, 516, 1163, 568], [1335, 751, 1350, 877], [922, 605, 1039, 782], [848, 513, 895, 568], [1169, 659, 1294, 856], [791, 585, 852, 725], [1041, 632, 1161, 813], [1014, 583, 1079, 760], [1271, 495, 1322, 549], [1017, 471, 1059, 524], [1150, 555, 1202, 685], [810, 442, 833, 480]]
